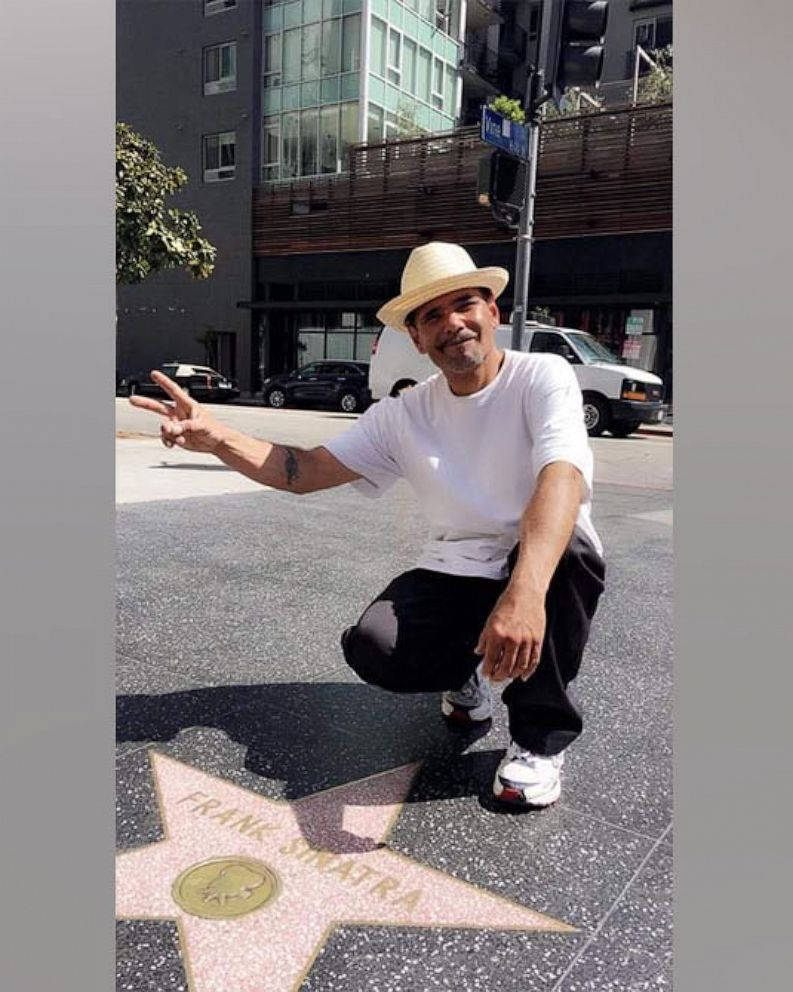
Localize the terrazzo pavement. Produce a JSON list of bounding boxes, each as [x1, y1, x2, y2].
[[116, 464, 672, 992]]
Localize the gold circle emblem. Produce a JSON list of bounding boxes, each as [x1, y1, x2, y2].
[[171, 856, 281, 920]]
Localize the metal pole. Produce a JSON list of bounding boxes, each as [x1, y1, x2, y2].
[[632, 45, 658, 106], [510, 69, 543, 352]]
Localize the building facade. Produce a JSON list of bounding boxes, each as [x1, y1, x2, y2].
[[117, 0, 672, 399], [117, 0, 503, 388], [592, 0, 673, 107]]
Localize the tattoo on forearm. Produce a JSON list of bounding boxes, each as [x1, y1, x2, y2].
[[283, 446, 300, 487]]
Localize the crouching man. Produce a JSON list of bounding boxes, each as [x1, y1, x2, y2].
[[131, 242, 605, 808]]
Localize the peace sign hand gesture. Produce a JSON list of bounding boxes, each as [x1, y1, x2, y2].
[[128, 371, 228, 453]]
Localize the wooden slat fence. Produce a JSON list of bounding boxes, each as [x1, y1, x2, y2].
[[252, 103, 671, 255]]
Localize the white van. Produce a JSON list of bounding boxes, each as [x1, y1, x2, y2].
[[369, 322, 665, 437]]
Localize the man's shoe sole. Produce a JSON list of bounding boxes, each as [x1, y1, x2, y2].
[[492, 775, 561, 808], [440, 699, 492, 725]]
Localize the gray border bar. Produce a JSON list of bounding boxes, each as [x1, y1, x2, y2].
[[676, 2, 793, 989], [0, 1, 115, 988]]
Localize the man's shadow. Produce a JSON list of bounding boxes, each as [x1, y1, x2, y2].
[[117, 681, 513, 854]]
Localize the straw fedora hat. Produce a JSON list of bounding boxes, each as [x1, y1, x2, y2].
[[376, 242, 509, 333]]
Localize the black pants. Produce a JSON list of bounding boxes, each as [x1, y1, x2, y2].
[[341, 532, 605, 756]]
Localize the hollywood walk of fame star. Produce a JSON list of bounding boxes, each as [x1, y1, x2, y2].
[[116, 751, 575, 992]]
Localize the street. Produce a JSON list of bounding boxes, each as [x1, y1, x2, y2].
[[115, 399, 673, 501], [116, 400, 672, 992]]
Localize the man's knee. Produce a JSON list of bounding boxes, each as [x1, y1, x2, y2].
[[341, 600, 401, 690]]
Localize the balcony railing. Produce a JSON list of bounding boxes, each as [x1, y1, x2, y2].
[[459, 39, 513, 93], [252, 103, 672, 255]]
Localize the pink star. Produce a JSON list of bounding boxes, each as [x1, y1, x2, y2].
[[117, 752, 574, 992]]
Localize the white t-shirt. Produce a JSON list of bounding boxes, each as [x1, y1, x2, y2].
[[324, 349, 603, 579]]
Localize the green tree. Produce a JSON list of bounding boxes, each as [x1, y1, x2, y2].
[[394, 102, 425, 139], [116, 123, 216, 285], [487, 95, 526, 124], [636, 45, 673, 104]]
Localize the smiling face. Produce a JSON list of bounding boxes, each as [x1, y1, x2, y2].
[[406, 287, 501, 382]]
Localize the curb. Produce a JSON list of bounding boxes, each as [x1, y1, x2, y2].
[[636, 427, 672, 438]]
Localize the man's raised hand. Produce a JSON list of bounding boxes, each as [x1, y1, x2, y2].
[[128, 371, 228, 453]]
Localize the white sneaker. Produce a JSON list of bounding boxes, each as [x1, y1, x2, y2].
[[441, 671, 493, 726], [493, 741, 564, 807]]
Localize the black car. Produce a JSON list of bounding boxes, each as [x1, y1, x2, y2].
[[262, 360, 371, 413], [123, 363, 240, 403]]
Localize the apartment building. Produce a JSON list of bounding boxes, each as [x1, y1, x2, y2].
[[116, 1, 671, 395], [117, 0, 531, 390]]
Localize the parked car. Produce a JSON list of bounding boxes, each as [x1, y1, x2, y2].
[[369, 323, 664, 438], [123, 363, 240, 403], [262, 360, 371, 413]]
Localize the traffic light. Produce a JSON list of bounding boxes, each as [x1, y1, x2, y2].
[[483, 151, 527, 231], [540, 0, 609, 107], [491, 151, 526, 210]]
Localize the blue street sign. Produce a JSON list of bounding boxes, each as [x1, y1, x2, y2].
[[480, 106, 529, 160]]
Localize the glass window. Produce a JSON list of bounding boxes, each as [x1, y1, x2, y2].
[[323, 0, 343, 17], [370, 16, 386, 76], [297, 333, 325, 365], [419, 0, 432, 21], [302, 22, 321, 80], [634, 20, 655, 50], [367, 103, 384, 143], [417, 47, 431, 103], [204, 42, 237, 94], [387, 29, 401, 85], [303, 0, 322, 23], [384, 111, 399, 140], [403, 36, 416, 94], [264, 34, 282, 87], [300, 108, 319, 175], [321, 17, 341, 76], [205, 0, 236, 15], [341, 14, 360, 72], [435, 0, 450, 33], [444, 63, 455, 113], [283, 0, 302, 29], [340, 100, 358, 169], [263, 116, 280, 180], [355, 331, 377, 361], [432, 58, 443, 108], [282, 112, 300, 178], [656, 16, 672, 48], [326, 334, 355, 360], [529, 331, 563, 354], [203, 131, 236, 181], [320, 104, 339, 173], [283, 28, 301, 84]]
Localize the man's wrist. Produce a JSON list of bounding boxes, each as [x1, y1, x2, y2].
[[504, 572, 548, 602], [212, 425, 239, 455]]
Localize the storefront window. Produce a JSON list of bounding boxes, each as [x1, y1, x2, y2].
[[326, 334, 355, 359], [355, 331, 378, 360], [290, 310, 381, 363]]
